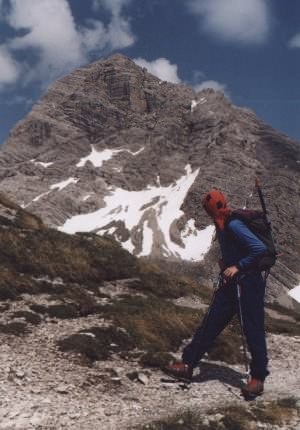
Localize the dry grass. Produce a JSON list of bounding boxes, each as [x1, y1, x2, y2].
[[206, 317, 245, 364], [100, 295, 201, 352], [56, 293, 247, 367], [58, 326, 135, 362], [138, 397, 300, 430], [0, 228, 137, 285], [139, 260, 213, 300], [265, 313, 300, 336]]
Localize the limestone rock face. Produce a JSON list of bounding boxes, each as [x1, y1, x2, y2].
[[0, 53, 299, 303]]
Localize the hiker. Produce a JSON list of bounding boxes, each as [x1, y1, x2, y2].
[[164, 189, 269, 398]]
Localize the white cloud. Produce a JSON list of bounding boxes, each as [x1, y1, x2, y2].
[[133, 57, 181, 84], [1, 0, 135, 86], [89, 0, 135, 50], [194, 80, 227, 94], [3, 94, 33, 106], [8, 0, 84, 81], [186, 0, 270, 44], [81, 20, 107, 52], [105, 15, 135, 49], [0, 45, 20, 87], [288, 33, 300, 48], [92, 0, 131, 15]]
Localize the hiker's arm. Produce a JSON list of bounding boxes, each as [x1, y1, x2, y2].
[[228, 219, 267, 271]]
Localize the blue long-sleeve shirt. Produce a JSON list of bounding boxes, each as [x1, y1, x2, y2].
[[216, 219, 267, 271]]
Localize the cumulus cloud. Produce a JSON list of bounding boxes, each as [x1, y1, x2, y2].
[[288, 33, 300, 48], [194, 79, 229, 96], [7, 0, 84, 82], [0, 45, 20, 87], [186, 0, 270, 44], [191, 69, 229, 96], [0, 0, 135, 86], [92, 0, 131, 15], [194, 80, 226, 92], [89, 0, 135, 49], [133, 57, 181, 84]]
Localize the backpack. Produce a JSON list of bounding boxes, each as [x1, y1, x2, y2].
[[229, 208, 277, 272]]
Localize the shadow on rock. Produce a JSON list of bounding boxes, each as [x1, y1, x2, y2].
[[193, 361, 245, 389]]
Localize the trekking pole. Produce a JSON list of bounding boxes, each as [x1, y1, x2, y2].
[[214, 272, 223, 291], [255, 177, 279, 281], [255, 177, 269, 223], [236, 282, 250, 380], [255, 177, 277, 247]]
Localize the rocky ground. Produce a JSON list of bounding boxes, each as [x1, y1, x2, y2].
[[0, 302, 299, 430]]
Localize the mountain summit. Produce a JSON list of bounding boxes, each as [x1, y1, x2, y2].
[[0, 54, 299, 302]]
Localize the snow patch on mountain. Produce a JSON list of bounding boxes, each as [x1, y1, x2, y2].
[[30, 159, 54, 168], [59, 165, 215, 261], [24, 177, 79, 207], [76, 145, 145, 168], [50, 177, 79, 191], [191, 97, 207, 112], [138, 221, 153, 257], [288, 284, 300, 303]]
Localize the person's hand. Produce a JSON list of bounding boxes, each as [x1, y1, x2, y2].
[[223, 265, 239, 282]]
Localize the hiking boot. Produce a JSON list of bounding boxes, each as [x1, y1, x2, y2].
[[162, 362, 193, 382], [242, 377, 264, 399]]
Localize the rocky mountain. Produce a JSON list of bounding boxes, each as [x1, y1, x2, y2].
[[0, 53, 300, 305]]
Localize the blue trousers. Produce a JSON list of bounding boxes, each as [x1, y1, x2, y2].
[[182, 273, 269, 381]]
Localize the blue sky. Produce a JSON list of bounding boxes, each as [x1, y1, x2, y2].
[[0, 0, 300, 145]]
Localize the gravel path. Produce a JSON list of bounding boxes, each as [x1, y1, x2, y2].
[[0, 314, 299, 430]]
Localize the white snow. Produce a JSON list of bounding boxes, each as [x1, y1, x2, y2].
[[129, 147, 145, 155], [98, 226, 117, 236], [76, 146, 122, 168], [81, 332, 96, 338], [25, 177, 79, 207], [139, 221, 154, 257], [191, 98, 207, 112], [122, 237, 135, 254], [50, 177, 79, 191], [76, 145, 145, 168], [82, 195, 91, 201], [180, 219, 215, 260], [32, 190, 51, 204], [59, 165, 215, 261], [288, 284, 300, 303], [30, 159, 54, 168], [191, 100, 199, 112]]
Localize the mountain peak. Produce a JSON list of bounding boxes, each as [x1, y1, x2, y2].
[[0, 54, 299, 304]]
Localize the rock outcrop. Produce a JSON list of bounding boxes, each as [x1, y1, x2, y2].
[[0, 53, 299, 304]]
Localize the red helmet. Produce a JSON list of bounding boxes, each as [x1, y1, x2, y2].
[[202, 189, 231, 229]]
